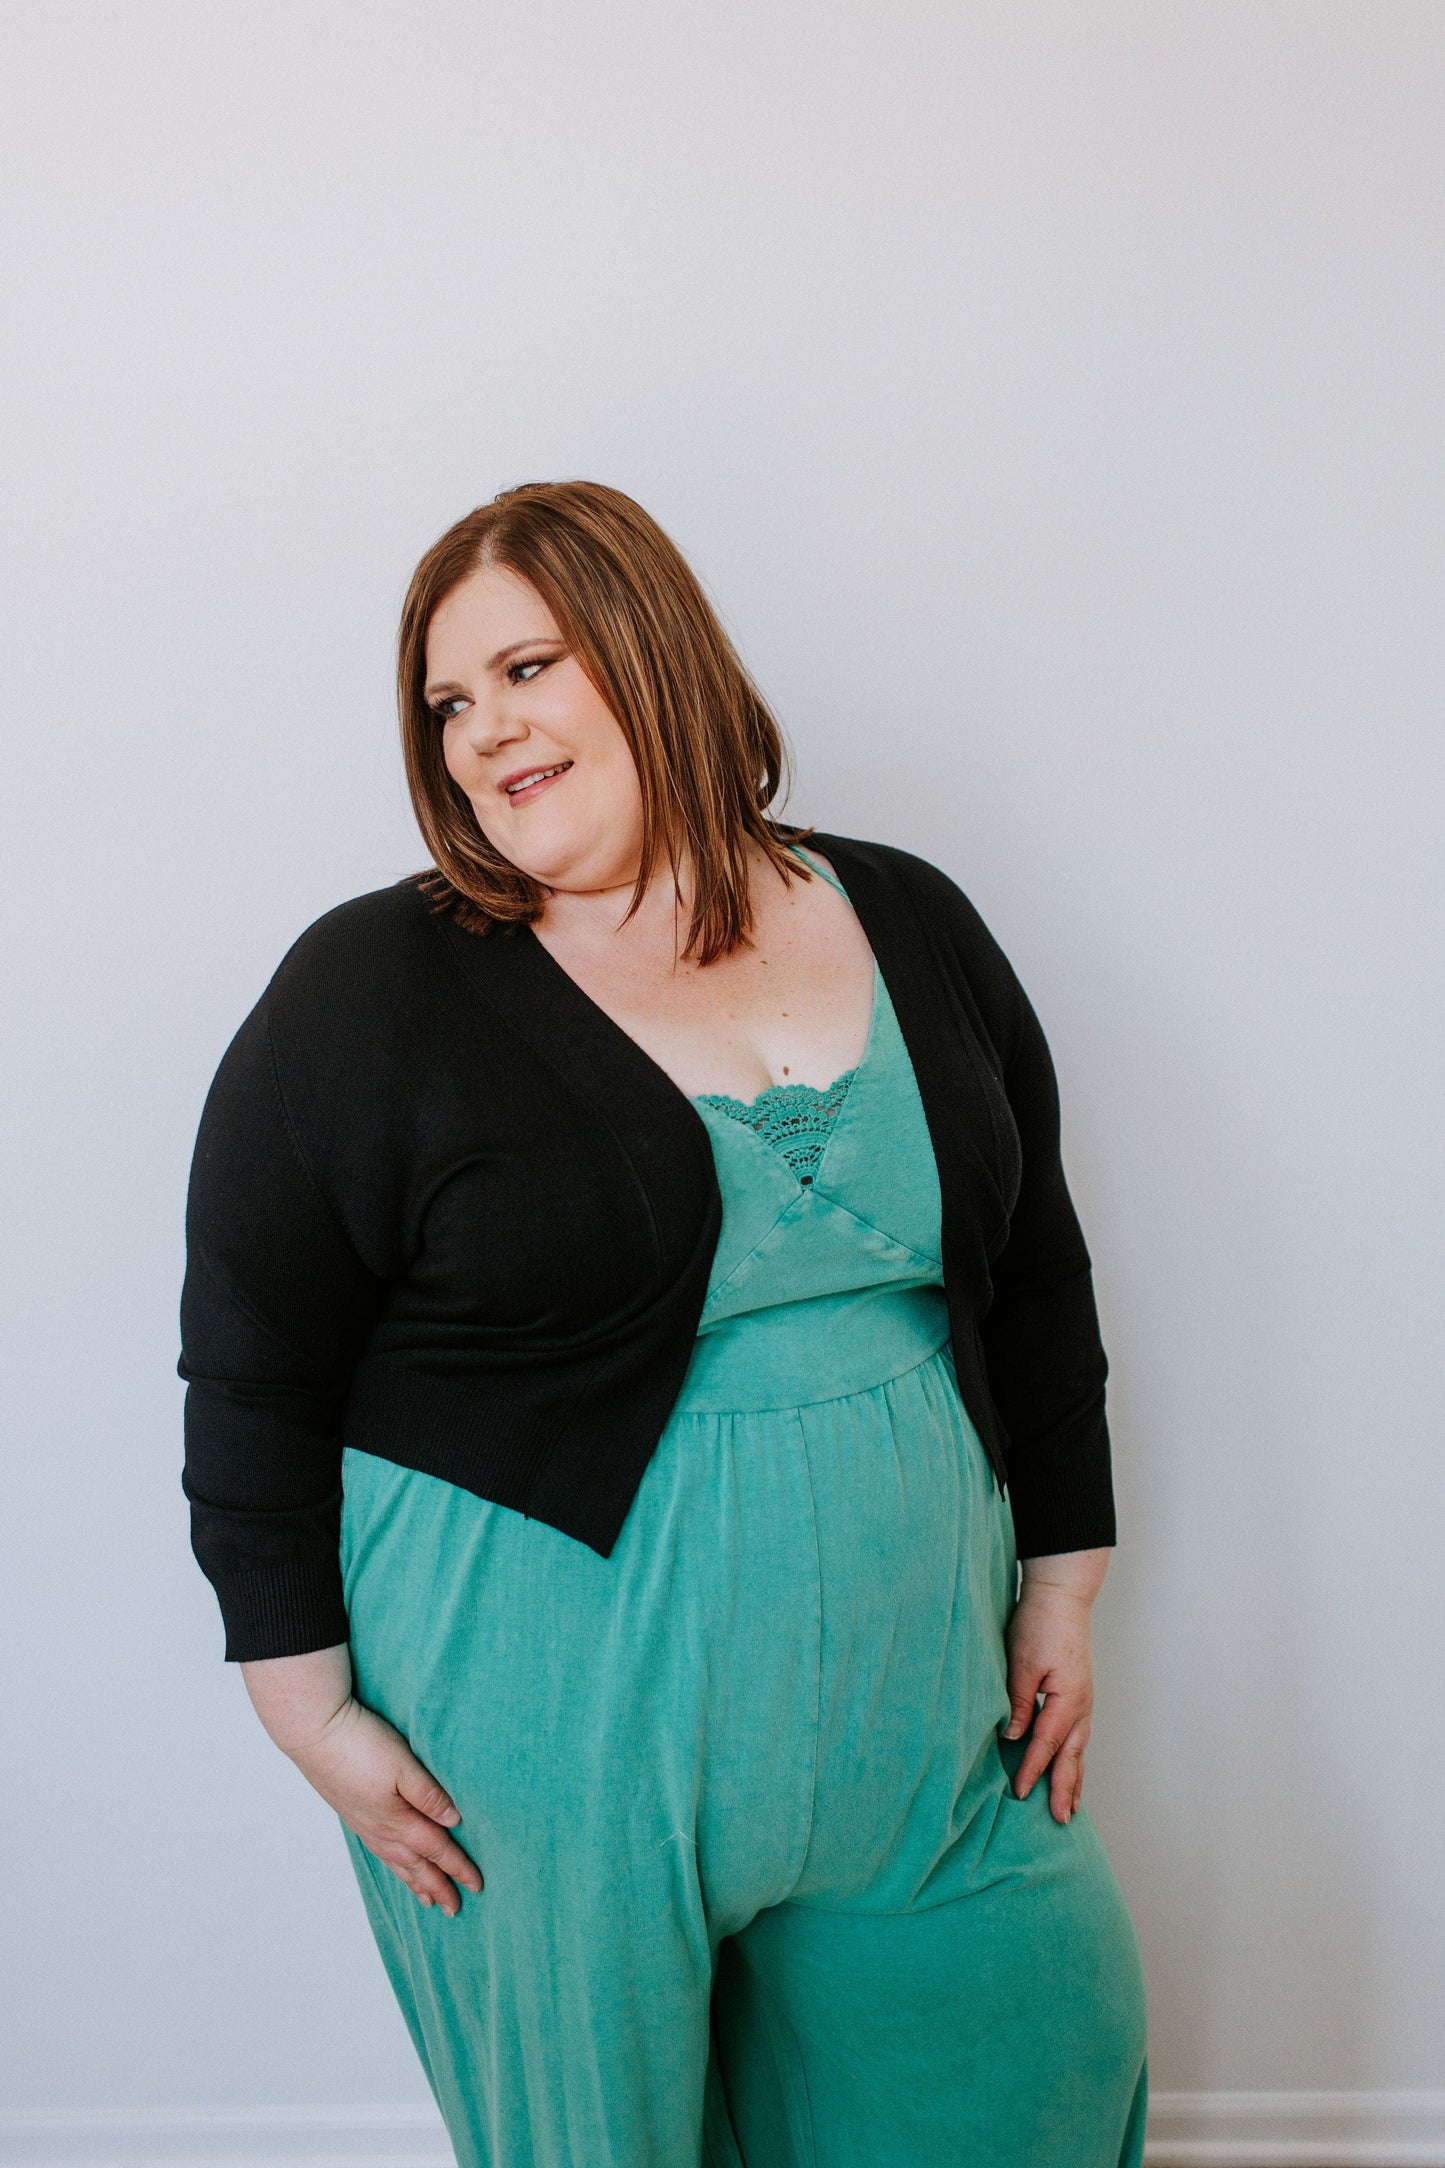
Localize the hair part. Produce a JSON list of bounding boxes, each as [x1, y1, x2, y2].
[[396, 479, 814, 966]]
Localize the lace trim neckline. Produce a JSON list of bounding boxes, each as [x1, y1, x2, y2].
[[691, 844, 869, 1182], [694, 1069, 858, 1183]]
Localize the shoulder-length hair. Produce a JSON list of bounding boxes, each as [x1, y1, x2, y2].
[[397, 479, 814, 966]]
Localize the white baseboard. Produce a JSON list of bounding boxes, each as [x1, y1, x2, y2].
[[1145, 2091, 1445, 2166], [2, 2092, 1443, 2166], [0, 2106, 453, 2168]]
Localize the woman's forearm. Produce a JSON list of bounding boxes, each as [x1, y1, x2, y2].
[[240, 1642, 354, 1758], [1018, 1546, 1111, 1606]]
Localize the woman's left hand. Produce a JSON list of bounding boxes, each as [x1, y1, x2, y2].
[[1001, 1547, 1112, 1824]]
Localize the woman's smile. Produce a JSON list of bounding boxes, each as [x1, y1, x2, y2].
[[497, 758, 574, 806]]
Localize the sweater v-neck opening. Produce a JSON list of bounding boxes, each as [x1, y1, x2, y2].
[[511, 841, 879, 1124]]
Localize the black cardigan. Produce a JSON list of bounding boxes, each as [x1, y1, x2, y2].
[[178, 831, 1116, 1662]]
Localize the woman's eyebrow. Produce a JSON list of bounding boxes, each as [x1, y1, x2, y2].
[[489, 636, 565, 669], [424, 638, 564, 701]]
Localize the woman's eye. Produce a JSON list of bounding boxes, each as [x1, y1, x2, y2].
[[429, 697, 466, 722], [508, 658, 551, 684]]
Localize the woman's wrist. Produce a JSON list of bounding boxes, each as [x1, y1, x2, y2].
[[1017, 1546, 1111, 1608], [239, 1641, 355, 1760]]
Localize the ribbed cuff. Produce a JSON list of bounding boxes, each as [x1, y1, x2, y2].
[[212, 1555, 351, 1663], [1005, 1437, 1118, 1559]]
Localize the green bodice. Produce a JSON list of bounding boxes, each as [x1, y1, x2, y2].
[[677, 849, 951, 1416]]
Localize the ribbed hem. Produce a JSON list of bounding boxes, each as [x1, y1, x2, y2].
[[213, 1556, 351, 1663], [343, 1357, 560, 1509], [1005, 1437, 1118, 1558]]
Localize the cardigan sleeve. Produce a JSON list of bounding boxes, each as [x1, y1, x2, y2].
[[177, 992, 389, 1662], [903, 854, 1117, 1557], [979, 962, 1117, 1556]]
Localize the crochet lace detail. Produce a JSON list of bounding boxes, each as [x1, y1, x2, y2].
[[695, 1070, 857, 1183]]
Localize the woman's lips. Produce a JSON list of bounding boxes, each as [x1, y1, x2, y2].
[[498, 760, 573, 806]]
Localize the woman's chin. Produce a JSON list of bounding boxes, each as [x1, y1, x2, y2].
[[480, 831, 602, 895], [478, 810, 643, 898]]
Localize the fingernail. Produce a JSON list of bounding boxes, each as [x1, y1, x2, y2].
[[441, 1808, 461, 1825]]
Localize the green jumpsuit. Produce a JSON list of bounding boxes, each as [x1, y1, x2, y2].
[[337, 850, 1149, 2167]]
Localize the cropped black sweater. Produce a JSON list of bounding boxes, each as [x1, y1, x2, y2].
[[178, 831, 1117, 1662]]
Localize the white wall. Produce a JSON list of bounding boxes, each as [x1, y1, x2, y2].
[[3, 0, 1443, 2153]]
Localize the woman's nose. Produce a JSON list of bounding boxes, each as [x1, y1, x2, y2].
[[462, 696, 526, 755]]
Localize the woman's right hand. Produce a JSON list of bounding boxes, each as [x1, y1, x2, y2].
[[240, 1644, 484, 1918]]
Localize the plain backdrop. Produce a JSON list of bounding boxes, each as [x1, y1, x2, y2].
[[2, 0, 1443, 2135]]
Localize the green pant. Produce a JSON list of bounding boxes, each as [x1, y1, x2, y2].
[[338, 1328, 1148, 2166]]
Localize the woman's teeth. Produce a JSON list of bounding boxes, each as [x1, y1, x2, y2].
[[505, 762, 572, 795]]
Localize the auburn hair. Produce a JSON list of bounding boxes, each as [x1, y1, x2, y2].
[[397, 479, 815, 966]]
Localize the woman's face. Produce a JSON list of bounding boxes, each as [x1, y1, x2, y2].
[[424, 563, 645, 894]]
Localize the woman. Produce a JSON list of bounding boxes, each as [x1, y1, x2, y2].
[[179, 480, 1148, 2167]]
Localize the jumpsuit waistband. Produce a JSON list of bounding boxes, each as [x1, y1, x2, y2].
[[670, 1283, 955, 1417]]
